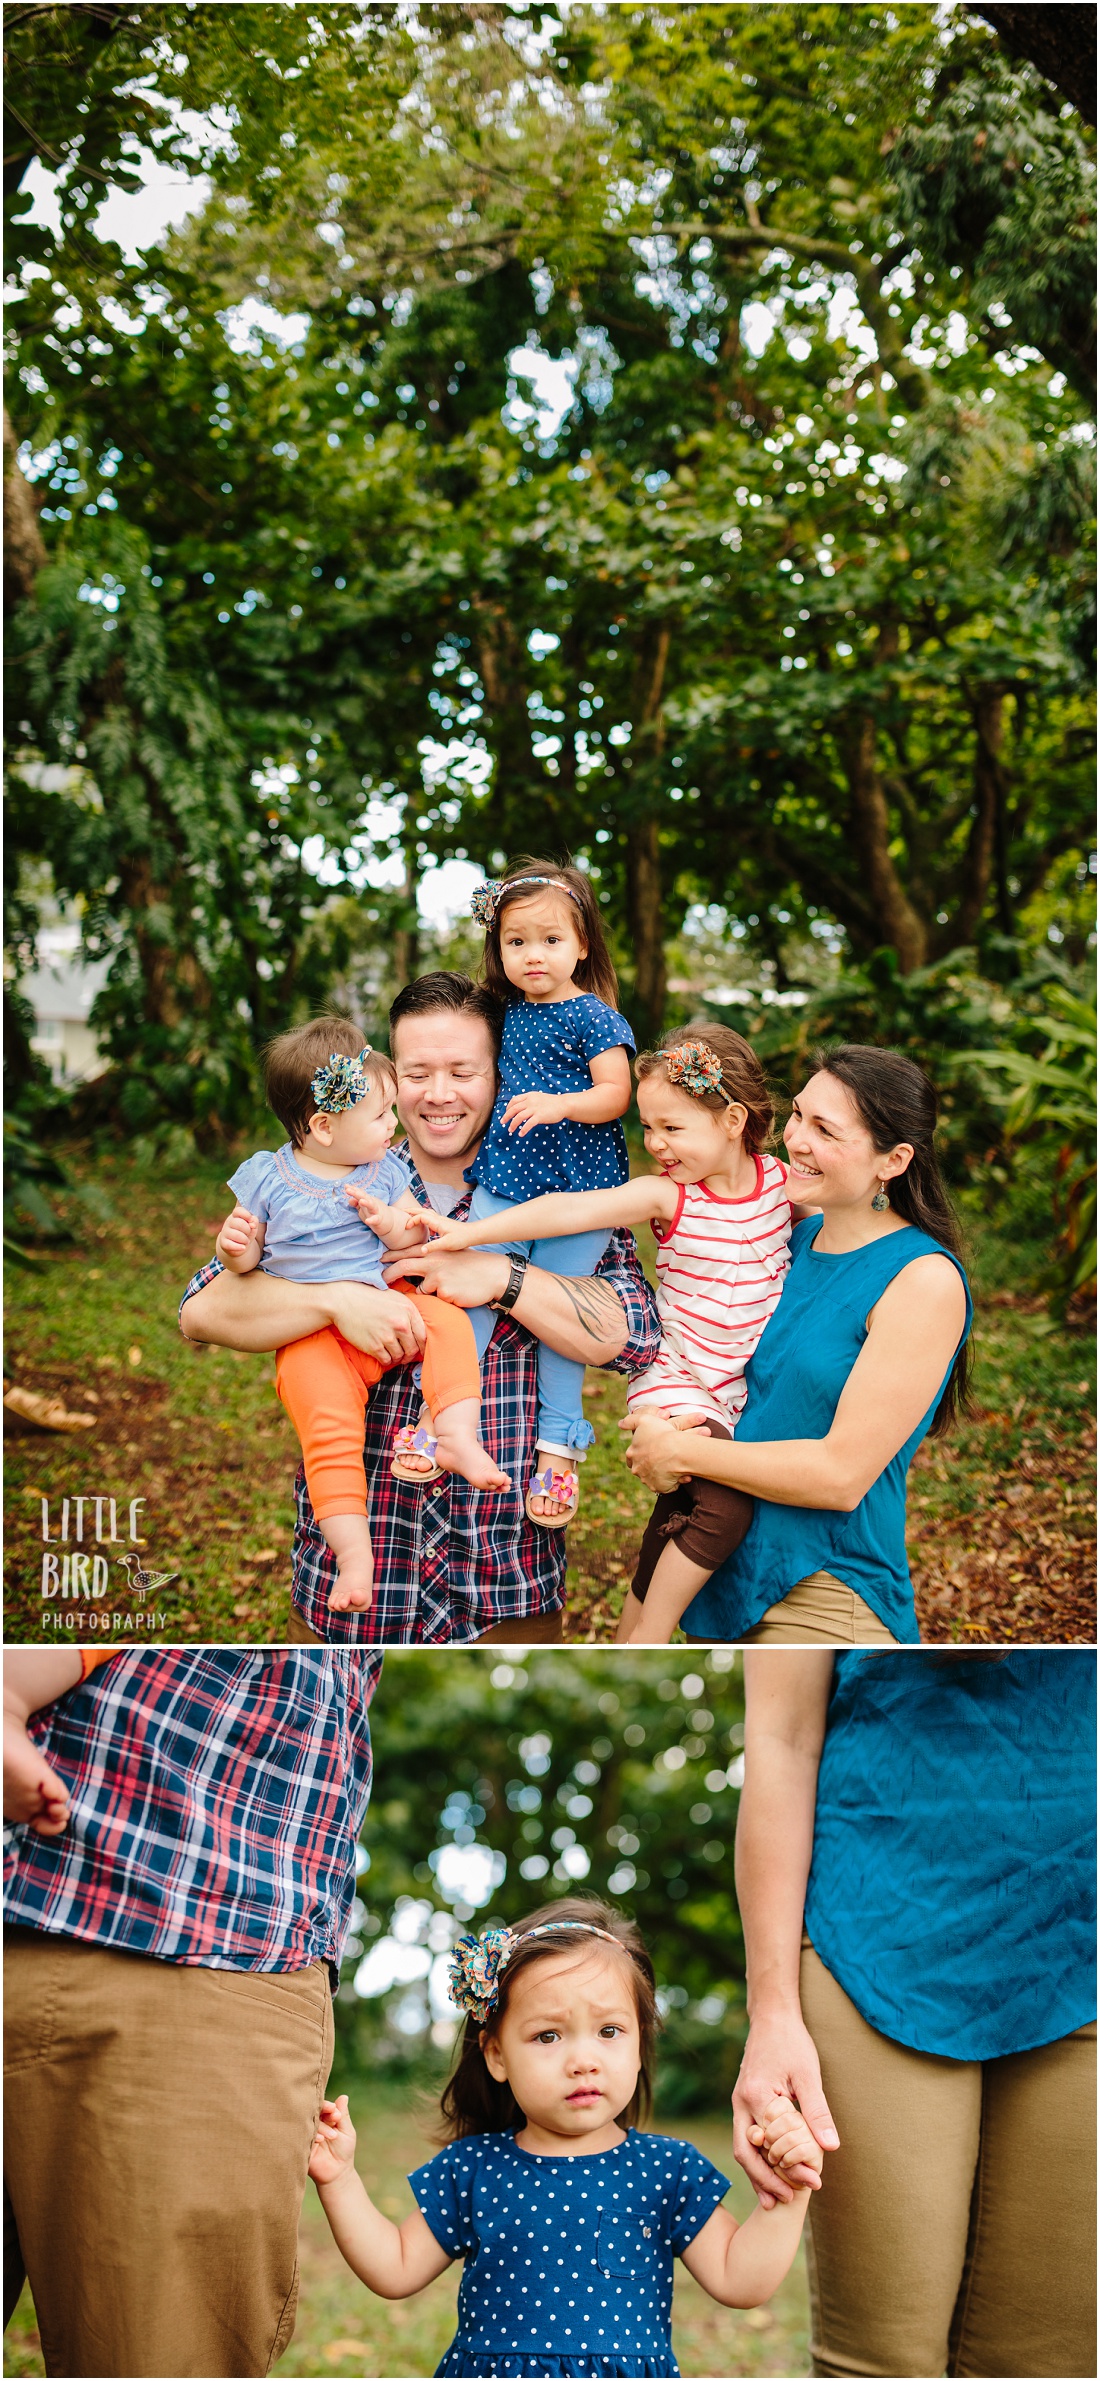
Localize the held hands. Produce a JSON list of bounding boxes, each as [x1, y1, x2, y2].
[[747, 2096, 825, 2194], [733, 2017, 840, 2208], [621, 1411, 712, 1494], [216, 1204, 263, 1272], [411, 1211, 479, 1255], [345, 1188, 429, 1249], [308, 2094, 358, 2191], [502, 1091, 566, 1138]]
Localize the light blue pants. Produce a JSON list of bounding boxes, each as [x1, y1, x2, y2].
[[466, 1185, 611, 1460]]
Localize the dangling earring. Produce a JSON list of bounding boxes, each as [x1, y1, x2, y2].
[[871, 1179, 890, 1212]]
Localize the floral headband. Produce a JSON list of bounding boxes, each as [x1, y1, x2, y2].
[[665, 1040, 725, 1099], [449, 1920, 625, 2021], [310, 1046, 374, 1114], [471, 875, 585, 930]]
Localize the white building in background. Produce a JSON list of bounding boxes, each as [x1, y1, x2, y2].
[[21, 926, 110, 1087]]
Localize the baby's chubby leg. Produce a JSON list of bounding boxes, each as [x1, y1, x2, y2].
[[411, 1289, 511, 1493], [321, 1513, 375, 1613], [432, 1397, 511, 1493]]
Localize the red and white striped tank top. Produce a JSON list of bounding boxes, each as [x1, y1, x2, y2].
[[628, 1153, 793, 1426]]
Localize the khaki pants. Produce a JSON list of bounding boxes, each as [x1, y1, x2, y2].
[[4, 1930, 334, 2378], [800, 1940, 1098, 2377], [748, 1570, 899, 1645], [682, 1571, 899, 1646]]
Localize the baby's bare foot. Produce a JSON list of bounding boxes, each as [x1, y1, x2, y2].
[[327, 1564, 375, 1613], [433, 1429, 511, 1494]]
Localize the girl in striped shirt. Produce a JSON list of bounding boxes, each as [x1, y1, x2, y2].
[[422, 1026, 801, 1641]]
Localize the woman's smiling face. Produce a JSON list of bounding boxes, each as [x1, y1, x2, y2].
[[784, 1070, 912, 1207]]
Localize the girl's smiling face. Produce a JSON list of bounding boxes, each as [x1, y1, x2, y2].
[[636, 1074, 747, 1184], [498, 893, 587, 1003], [303, 1079, 397, 1171], [481, 1948, 642, 2150], [784, 1069, 913, 1208]]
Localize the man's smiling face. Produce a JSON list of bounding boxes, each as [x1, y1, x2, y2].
[[391, 1009, 498, 1177]]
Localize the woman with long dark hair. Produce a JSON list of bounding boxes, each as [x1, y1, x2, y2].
[[733, 1648, 1096, 2378], [623, 1044, 972, 1644]]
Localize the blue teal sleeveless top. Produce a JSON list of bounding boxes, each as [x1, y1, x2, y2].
[[805, 1650, 1097, 2059], [682, 1219, 972, 1642]]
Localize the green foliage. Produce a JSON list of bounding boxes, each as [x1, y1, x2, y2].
[[342, 1649, 746, 2115], [967, 980, 1097, 1310], [2, 1111, 114, 1261], [4, 3, 1094, 1126]]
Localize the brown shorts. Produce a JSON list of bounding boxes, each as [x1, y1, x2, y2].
[[630, 1420, 754, 1603]]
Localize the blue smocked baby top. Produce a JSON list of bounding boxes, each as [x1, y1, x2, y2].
[[469, 995, 636, 1202], [409, 2127, 729, 2378], [226, 1144, 410, 1287]]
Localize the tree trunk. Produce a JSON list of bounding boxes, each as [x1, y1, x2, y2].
[[945, 684, 1007, 952], [393, 806, 420, 988], [838, 712, 928, 972], [625, 623, 672, 1040], [4, 407, 45, 608]]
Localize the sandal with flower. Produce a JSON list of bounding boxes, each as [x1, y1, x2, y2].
[[524, 1463, 580, 1530], [390, 1419, 444, 1484]]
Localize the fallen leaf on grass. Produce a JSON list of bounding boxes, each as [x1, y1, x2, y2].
[[4, 1384, 96, 1433], [128, 1346, 142, 1367], [233, 1602, 255, 1619], [322, 2343, 367, 2364], [743, 2305, 773, 2329]]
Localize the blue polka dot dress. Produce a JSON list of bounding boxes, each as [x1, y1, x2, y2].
[[469, 996, 636, 1202], [409, 2127, 730, 2377]]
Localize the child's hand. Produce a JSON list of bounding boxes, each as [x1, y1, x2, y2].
[[502, 1091, 565, 1137], [415, 1213, 475, 1251], [309, 2093, 358, 2190], [748, 2095, 824, 2191], [345, 1188, 397, 1232], [216, 1204, 263, 1269], [3, 1723, 71, 1836]]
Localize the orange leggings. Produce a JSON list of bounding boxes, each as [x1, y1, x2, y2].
[[274, 1287, 481, 1522]]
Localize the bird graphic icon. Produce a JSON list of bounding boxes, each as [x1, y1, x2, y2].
[[118, 1553, 180, 1603]]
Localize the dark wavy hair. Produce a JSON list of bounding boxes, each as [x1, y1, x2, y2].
[[810, 1042, 972, 1434], [436, 1898, 659, 2144], [478, 859, 619, 1009], [635, 1024, 775, 1156]]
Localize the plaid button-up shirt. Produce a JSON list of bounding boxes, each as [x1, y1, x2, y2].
[[179, 1146, 660, 1642], [3, 1649, 381, 1971]]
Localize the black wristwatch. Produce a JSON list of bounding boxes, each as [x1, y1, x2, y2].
[[492, 1253, 529, 1312]]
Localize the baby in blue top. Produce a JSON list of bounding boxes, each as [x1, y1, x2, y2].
[[425, 862, 634, 1533], [309, 1898, 822, 2378], [214, 1016, 507, 1614]]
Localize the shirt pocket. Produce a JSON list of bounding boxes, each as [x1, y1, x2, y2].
[[596, 2212, 651, 2276]]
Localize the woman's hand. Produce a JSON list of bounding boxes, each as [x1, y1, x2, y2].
[[733, 2016, 839, 2207], [621, 1411, 710, 1493], [308, 2094, 358, 2192]]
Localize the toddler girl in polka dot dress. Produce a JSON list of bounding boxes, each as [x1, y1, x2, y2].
[[462, 861, 637, 1529], [309, 1898, 822, 2378]]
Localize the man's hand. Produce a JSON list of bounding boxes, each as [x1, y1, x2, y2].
[[309, 2094, 358, 2191], [215, 1205, 264, 1274], [733, 2016, 840, 2207], [502, 1091, 566, 1137], [327, 1283, 428, 1362], [383, 1248, 512, 1308]]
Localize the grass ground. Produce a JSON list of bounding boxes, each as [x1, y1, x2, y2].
[[3, 1146, 1094, 1642], [3, 2097, 810, 2380]]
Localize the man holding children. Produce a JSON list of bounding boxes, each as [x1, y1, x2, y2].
[[180, 966, 661, 1643]]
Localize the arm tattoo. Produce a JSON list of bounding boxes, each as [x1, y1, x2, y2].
[[551, 1276, 624, 1341]]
